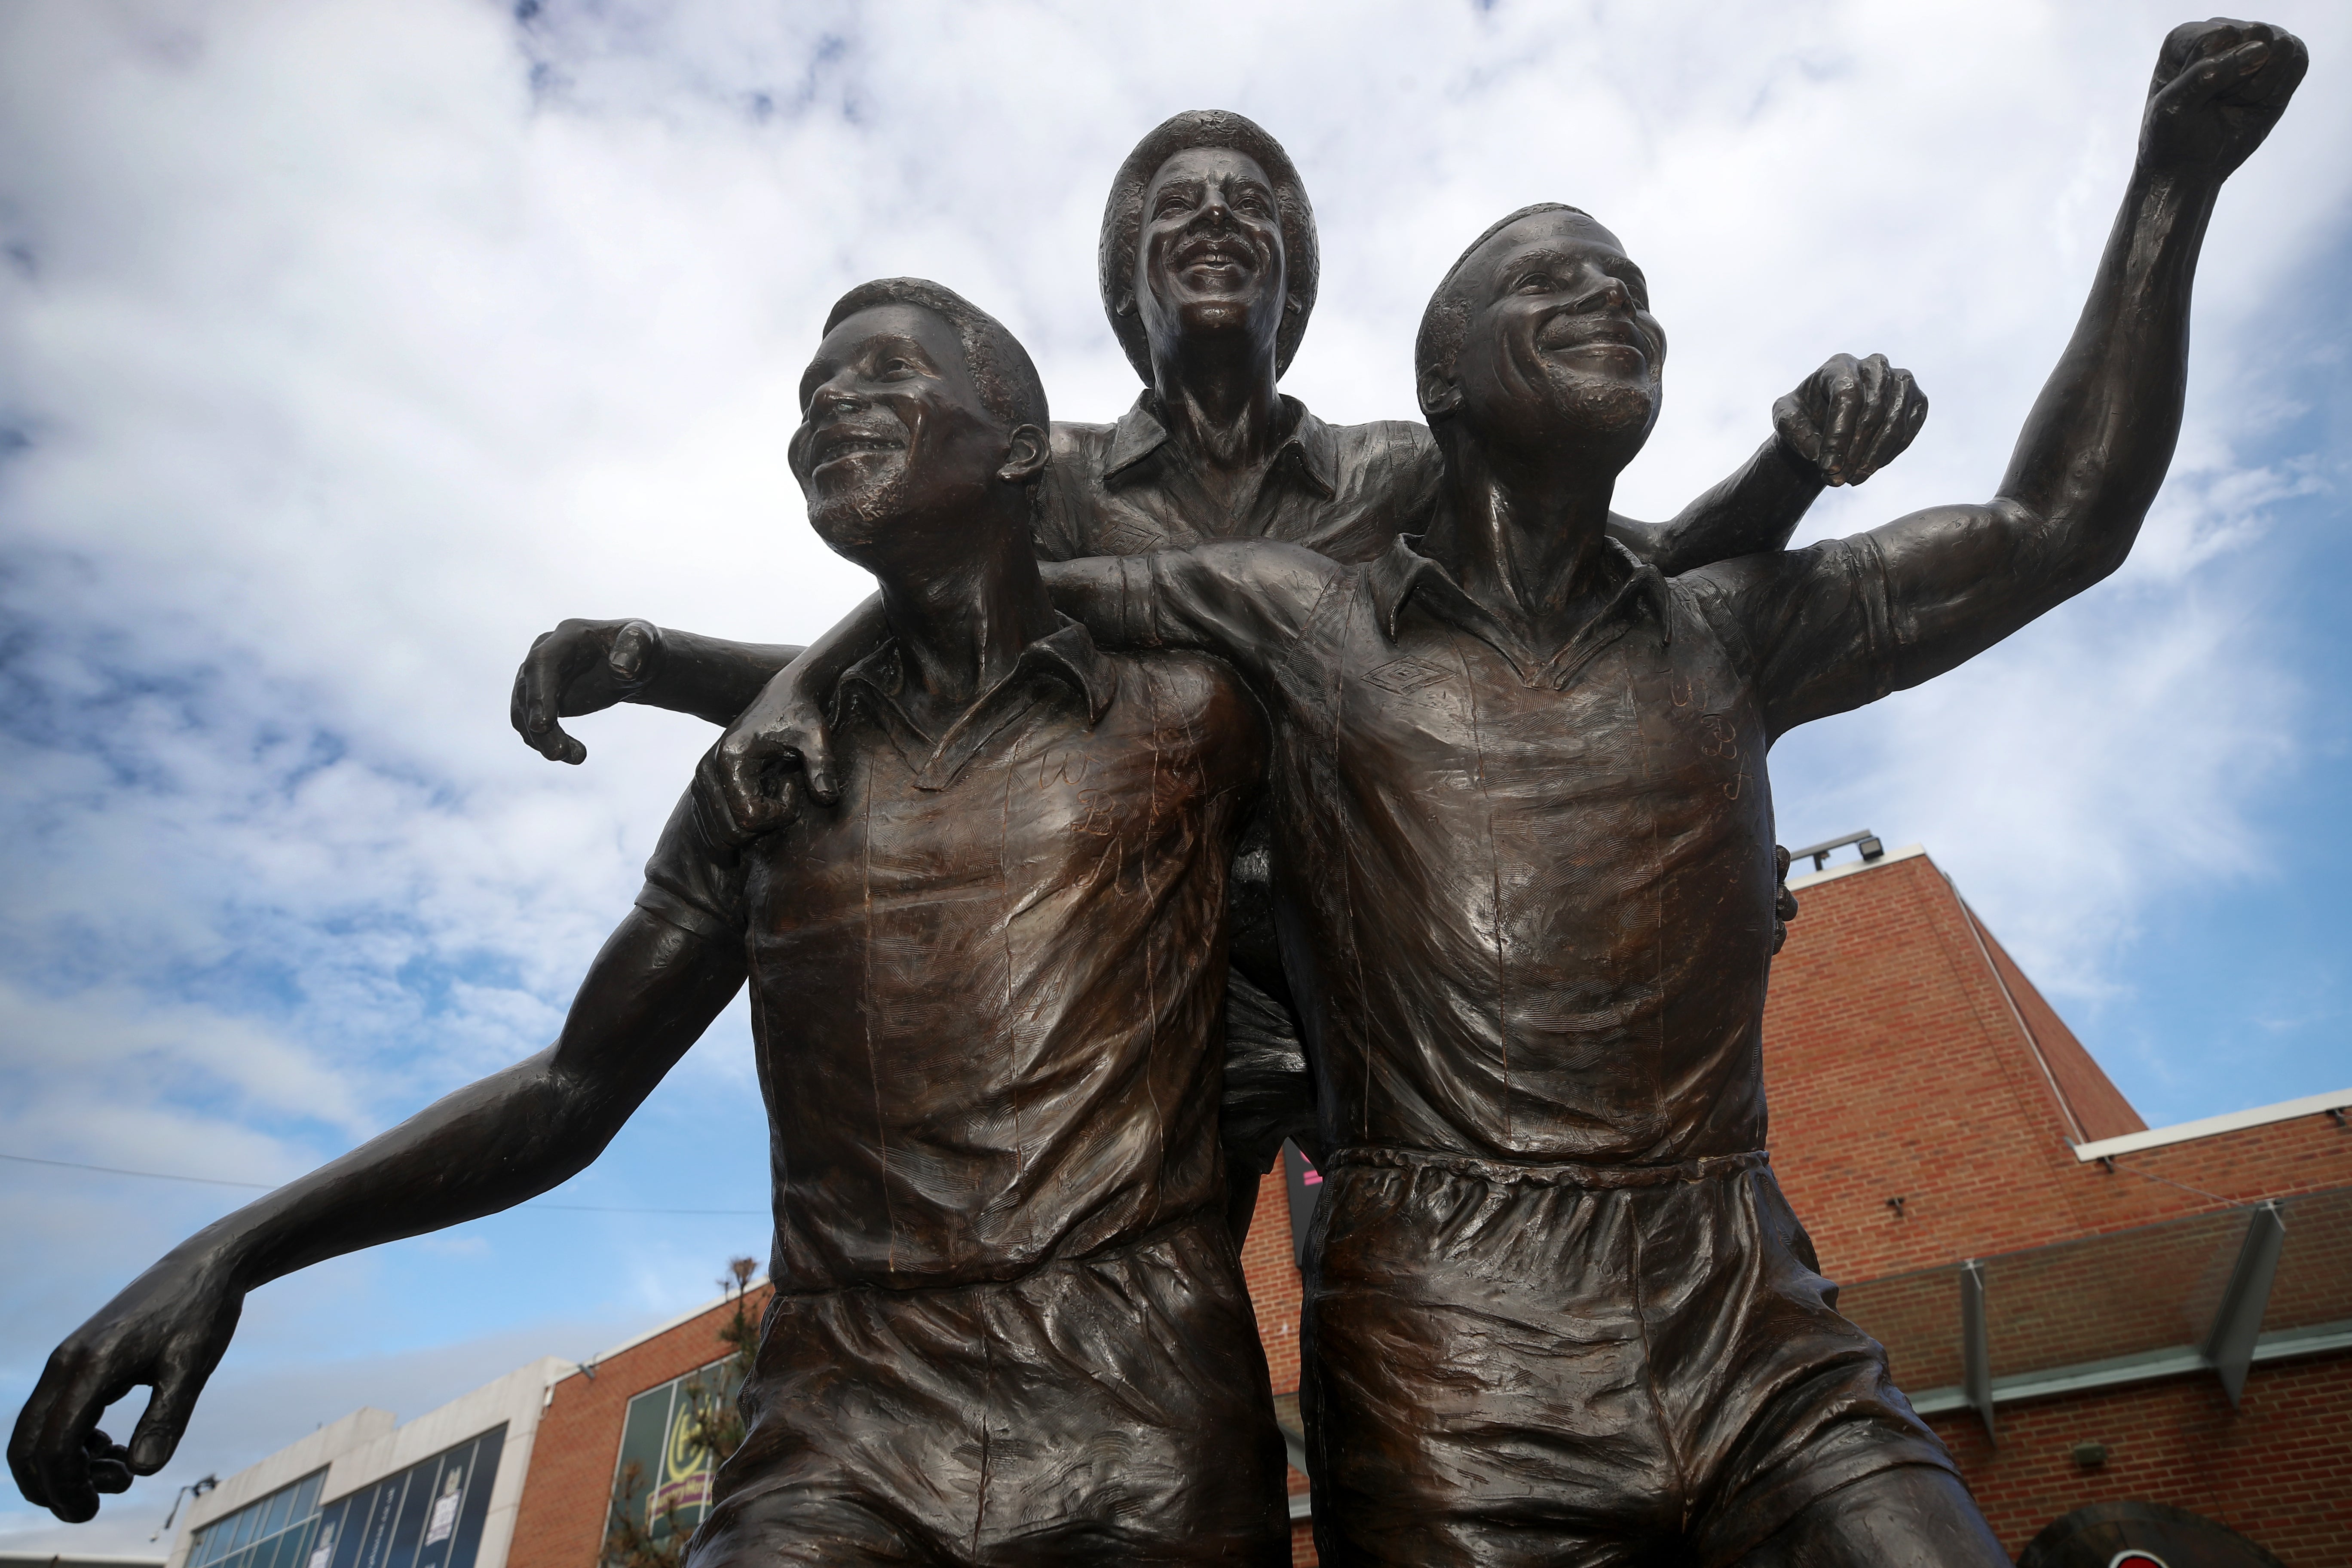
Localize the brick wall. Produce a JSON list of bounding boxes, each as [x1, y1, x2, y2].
[[1763, 851, 2352, 1562], [1239, 1171, 1305, 1396], [1237, 1170, 1316, 1565], [507, 1289, 769, 1568], [1929, 1356, 2352, 1566], [1761, 854, 2352, 1283]]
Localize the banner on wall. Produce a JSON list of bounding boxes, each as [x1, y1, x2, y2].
[[608, 1358, 736, 1547]]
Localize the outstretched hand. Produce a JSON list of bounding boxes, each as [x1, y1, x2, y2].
[[693, 663, 842, 846], [2140, 19, 2305, 182], [509, 618, 665, 764], [1773, 354, 1927, 488], [10, 1255, 242, 1522]]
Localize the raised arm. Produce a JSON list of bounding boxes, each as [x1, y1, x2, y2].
[[1611, 352, 1928, 575], [9, 911, 745, 1522], [1751, 20, 2303, 735], [511, 619, 807, 763]]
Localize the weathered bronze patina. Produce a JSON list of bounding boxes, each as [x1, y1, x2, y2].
[[510, 110, 1922, 1219]]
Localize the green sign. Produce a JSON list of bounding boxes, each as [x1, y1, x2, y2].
[[608, 1359, 734, 1545]]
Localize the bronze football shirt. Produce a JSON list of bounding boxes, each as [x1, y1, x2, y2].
[[636, 621, 1268, 1292], [1084, 534, 1902, 1164], [1032, 392, 1439, 566]]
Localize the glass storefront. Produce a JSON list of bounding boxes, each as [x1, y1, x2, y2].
[[187, 1469, 327, 1568], [191, 1426, 505, 1568]]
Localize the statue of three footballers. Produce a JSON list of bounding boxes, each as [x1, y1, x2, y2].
[[15, 20, 2306, 1565]]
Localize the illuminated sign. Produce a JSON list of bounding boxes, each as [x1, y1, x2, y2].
[[608, 1358, 736, 1547]]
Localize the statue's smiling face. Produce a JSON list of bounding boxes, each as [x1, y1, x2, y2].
[[788, 304, 1004, 558], [1452, 212, 1667, 457], [1134, 147, 1289, 352]]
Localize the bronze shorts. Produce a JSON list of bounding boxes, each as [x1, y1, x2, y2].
[[1300, 1148, 1956, 1568], [687, 1212, 1289, 1567]]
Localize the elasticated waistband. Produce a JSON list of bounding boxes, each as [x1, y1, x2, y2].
[[1327, 1145, 1769, 1189], [764, 1207, 1228, 1301]]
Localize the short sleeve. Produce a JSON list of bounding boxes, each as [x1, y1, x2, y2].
[[1031, 425, 1104, 564], [1689, 534, 1900, 738], [634, 775, 750, 943]]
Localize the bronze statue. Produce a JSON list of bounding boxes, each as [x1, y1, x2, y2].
[[12, 279, 1296, 1562], [659, 19, 2306, 1565], [12, 21, 2305, 1567], [510, 109, 1923, 1231]]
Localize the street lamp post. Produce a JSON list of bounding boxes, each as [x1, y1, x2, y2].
[[151, 1474, 217, 1544]]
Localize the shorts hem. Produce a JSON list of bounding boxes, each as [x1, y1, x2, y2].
[[1693, 1446, 1963, 1568]]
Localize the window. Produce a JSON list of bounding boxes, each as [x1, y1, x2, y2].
[[187, 1469, 326, 1568], [306, 1424, 504, 1568]]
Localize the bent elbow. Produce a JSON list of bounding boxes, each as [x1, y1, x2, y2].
[[2046, 509, 2147, 600], [513, 1052, 623, 1170], [1999, 494, 2141, 606]]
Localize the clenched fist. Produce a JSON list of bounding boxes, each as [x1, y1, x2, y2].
[[1774, 353, 1928, 488], [2139, 19, 2305, 182]]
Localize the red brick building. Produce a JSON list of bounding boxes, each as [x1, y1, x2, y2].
[[1758, 843, 2351, 1565], [505, 842, 2350, 1567], [507, 1292, 763, 1568]]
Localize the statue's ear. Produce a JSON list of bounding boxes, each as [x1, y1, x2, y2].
[[1114, 288, 1137, 318], [998, 423, 1050, 484], [1417, 361, 1463, 420]]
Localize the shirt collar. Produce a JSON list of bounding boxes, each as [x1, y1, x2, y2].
[[1366, 533, 1446, 640], [836, 615, 1117, 736], [1017, 618, 1120, 725], [1102, 391, 1339, 500], [1366, 532, 1672, 671]]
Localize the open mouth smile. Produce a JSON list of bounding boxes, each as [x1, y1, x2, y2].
[[1535, 315, 1651, 360], [1176, 238, 1254, 275], [807, 426, 905, 475]]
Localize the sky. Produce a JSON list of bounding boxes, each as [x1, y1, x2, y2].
[[3, 0, 2348, 1551]]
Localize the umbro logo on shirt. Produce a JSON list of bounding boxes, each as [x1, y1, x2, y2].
[[1365, 657, 1451, 694], [1096, 521, 1162, 553]]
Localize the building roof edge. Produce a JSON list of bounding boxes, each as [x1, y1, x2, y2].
[[551, 1279, 771, 1385], [2073, 1087, 2352, 1161]]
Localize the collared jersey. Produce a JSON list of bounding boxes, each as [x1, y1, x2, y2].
[[1100, 534, 1902, 1165], [1032, 392, 1439, 566], [636, 620, 1268, 1293]]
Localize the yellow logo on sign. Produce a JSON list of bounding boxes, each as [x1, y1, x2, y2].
[[664, 1397, 704, 1484], [652, 1387, 714, 1518]]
